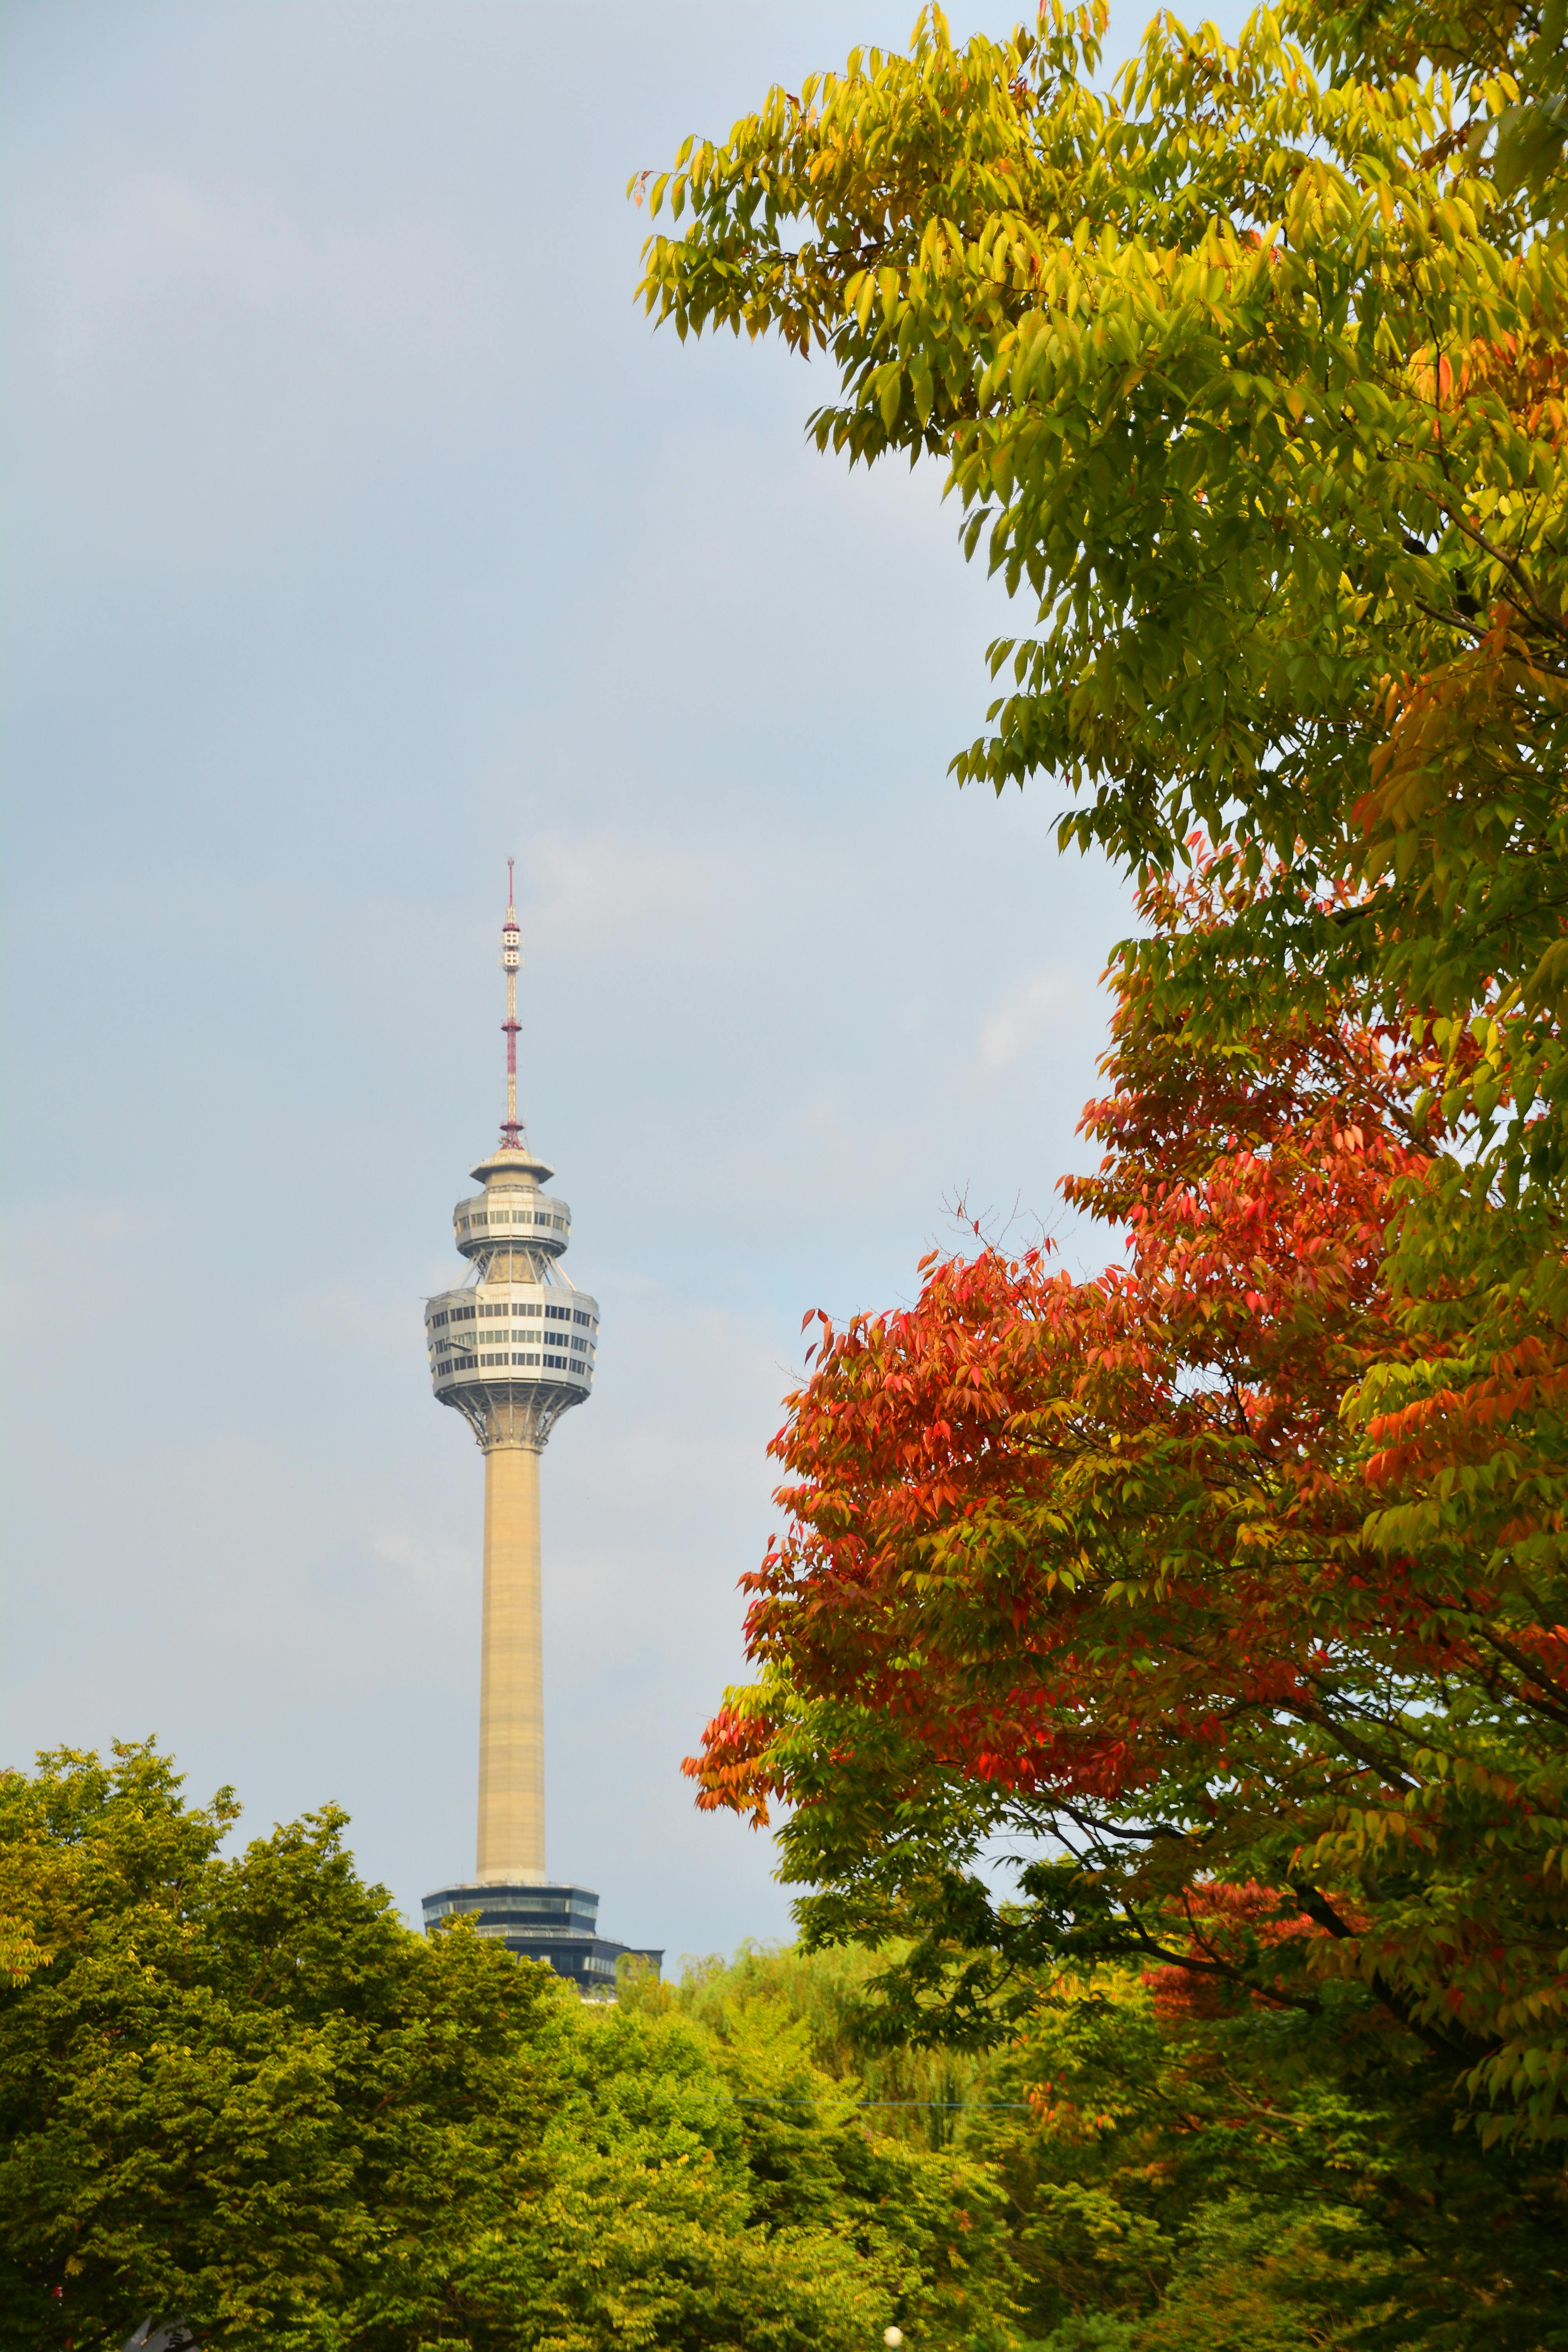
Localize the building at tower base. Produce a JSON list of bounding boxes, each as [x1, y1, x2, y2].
[[421, 1882, 663, 1998]]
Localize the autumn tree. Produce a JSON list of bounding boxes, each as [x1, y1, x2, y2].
[[636, 0, 1568, 1826], [687, 856, 1564, 2129], [674, 858, 1566, 2352], [642, 0, 1567, 2221]]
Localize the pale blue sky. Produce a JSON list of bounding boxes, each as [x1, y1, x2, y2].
[[3, 2, 1232, 1958]]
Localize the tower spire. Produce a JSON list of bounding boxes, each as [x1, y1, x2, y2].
[[500, 861, 523, 1152]]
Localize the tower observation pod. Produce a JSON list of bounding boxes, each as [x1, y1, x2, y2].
[[421, 867, 662, 1995]]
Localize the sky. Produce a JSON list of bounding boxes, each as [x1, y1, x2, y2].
[[2, 0, 1212, 1965]]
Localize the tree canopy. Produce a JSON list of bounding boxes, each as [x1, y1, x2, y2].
[[635, 0, 1567, 1208], [634, 0, 1568, 1589], [6, 1749, 1561, 2350], [639, 0, 1568, 2223], [687, 865, 1568, 2121], [0, 1746, 1012, 2352], [680, 875, 1568, 2337], [647, 1937, 1568, 2347]]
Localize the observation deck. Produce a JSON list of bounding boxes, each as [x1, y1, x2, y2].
[[427, 1144, 597, 1450]]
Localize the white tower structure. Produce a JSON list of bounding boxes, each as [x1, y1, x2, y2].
[[421, 868, 660, 1991]]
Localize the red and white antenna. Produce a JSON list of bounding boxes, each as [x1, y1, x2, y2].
[[499, 859, 523, 1151]]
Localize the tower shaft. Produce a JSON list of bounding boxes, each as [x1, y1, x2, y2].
[[477, 1437, 546, 1884]]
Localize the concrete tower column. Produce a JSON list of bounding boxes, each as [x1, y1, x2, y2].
[[477, 1437, 545, 1884]]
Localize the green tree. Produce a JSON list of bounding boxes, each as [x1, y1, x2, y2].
[[0, 1741, 559, 2351], [633, 0, 1566, 1207], [673, 1941, 993, 2150], [958, 1961, 1568, 2350], [0, 1744, 1017, 2352], [641, 1942, 1564, 2349]]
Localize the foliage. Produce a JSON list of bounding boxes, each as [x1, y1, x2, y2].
[[662, 1980, 1014, 2343], [690, 868, 1568, 2132], [641, 11, 1568, 2316], [7, 1746, 1558, 2348], [971, 1962, 1568, 2351], [682, 863, 1568, 2337], [966, 1970, 1396, 2350], [670, 1939, 993, 2149], [0, 1742, 556, 2352], [0, 1745, 1014, 2352], [633, 0, 1568, 1233], [651, 1945, 1568, 2350], [638, 16, 1568, 2018]]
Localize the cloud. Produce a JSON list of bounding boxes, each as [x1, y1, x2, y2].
[[33, 168, 497, 388], [975, 969, 1082, 1076], [2, 0, 1132, 1963], [5, 163, 506, 656], [522, 832, 719, 947]]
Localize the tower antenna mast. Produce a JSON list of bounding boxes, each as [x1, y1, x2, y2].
[[500, 860, 523, 1152]]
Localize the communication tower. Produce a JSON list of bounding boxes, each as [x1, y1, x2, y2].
[[421, 867, 661, 1993]]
